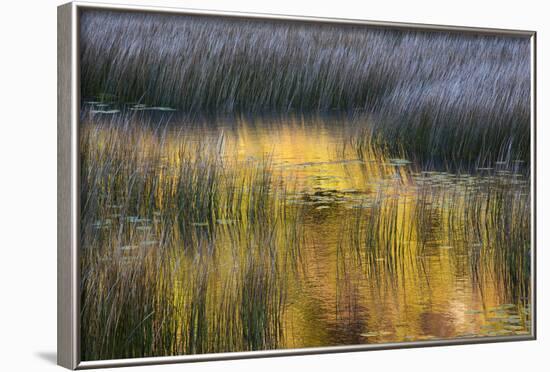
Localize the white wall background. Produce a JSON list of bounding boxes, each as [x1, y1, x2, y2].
[[0, 0, 546, 370]]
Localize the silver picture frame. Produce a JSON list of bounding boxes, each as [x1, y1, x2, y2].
[[57, 1, 537, 369]]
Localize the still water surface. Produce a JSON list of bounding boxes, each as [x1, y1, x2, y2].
[[205, 115, 531, 346], [81, 111, 531, 357]]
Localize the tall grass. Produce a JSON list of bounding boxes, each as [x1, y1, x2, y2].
[[78, 8, 532, 357], [79, 112, 304, 360], [80, 10, 531, 166], [80, 112, 531, 358], [345, 117, 530, 171], [336, 169, 531, 304]]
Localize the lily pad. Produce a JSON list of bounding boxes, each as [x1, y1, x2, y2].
[[130, 106, 177, 112], [217, 219, 236, 225], [361, 330, 392, 337], [90, 109, 120, 114], [465, 309, 483, 315], [126, 217, 151, 224], [389, 159, 412, 166]]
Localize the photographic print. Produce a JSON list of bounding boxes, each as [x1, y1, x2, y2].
[[75, 7, 534, 362]]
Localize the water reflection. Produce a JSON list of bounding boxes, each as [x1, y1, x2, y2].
[[80, 110, 531, 360]]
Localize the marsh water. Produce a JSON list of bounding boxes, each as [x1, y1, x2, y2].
[[80, 110, 531, 359], [78, 9, 533, 361]]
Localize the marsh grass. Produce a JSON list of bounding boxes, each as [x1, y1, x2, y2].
[[80, 112, 305, 359], [336, 168, 531, 304], [80, 111, 531, 358], [81, 10, 531, 166], [79, 8, 532, 358], [345, 118, 530, 172]]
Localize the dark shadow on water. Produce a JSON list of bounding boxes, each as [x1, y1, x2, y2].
[[35, 351, 57, 365]]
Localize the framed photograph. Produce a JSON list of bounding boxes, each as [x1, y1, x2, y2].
[[57, 1, 536, 369]]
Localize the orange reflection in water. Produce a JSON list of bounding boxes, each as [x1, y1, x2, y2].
[[80, 114, 531, 360]]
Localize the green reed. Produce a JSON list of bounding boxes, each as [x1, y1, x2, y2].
[[80, 114, 304, 360], [336, 167, 531, 304], [80, 112, 531, 359]]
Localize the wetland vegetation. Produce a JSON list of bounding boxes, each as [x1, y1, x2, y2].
[[79, 10, 532, 361]]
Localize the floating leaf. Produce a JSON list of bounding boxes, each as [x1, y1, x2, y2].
[[361, 330, 392, 337], [217, 219, 236, 225], [126, 216, 151, 224], [506, 325, 525, 331], [499, 304, 517, 309], [389, 159, 412, 167], [131, 106, 177, 112], [90, 109, 120, 114], [465, 309, 483, 315]]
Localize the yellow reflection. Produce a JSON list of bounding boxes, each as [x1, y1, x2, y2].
[[80, 114, 531, 360]]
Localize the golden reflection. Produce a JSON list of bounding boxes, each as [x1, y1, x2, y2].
[[80, 114, 531, 360]]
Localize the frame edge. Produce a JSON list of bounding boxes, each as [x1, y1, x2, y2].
[[73, 0, 535, 36], [530, 31, 537, 341], [58, 2, 78, 370], [67, 2, 537, 369]]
